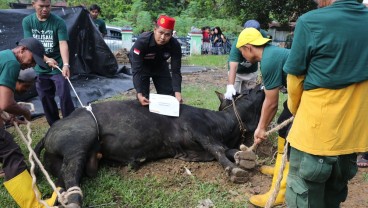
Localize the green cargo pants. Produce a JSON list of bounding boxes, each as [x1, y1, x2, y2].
[[286, 147, 357, 208]]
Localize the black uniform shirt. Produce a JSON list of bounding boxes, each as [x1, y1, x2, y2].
[[129, 32, 182, 94]]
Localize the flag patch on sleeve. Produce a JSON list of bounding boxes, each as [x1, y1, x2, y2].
[[134, 48, 140, 55]]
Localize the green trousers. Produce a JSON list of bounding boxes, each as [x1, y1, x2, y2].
[[286, 147, 357, 208]]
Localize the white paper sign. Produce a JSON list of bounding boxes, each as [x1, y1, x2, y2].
[[149, 93, 180, 117]]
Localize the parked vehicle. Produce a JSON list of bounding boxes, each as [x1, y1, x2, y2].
[[104, 25, 124, 53], [176, 37, 190, 56]]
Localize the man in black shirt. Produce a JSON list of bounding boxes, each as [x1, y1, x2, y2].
[[129, 15, 182, 106]]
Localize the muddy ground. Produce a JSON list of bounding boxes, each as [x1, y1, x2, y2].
[[34, 67, 368, 207]]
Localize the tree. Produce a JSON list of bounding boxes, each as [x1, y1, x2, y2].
[[222, 0, 317, 28]]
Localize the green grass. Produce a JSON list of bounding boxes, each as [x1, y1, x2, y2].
[[182, 55, 228, 68], [363, 173, 368, 182], [182, 84, 223, 110]]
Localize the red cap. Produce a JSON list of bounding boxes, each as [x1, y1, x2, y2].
[[157, 15, 175, 30]]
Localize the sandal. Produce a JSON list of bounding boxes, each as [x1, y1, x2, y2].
[[357, 156, 368, 168]]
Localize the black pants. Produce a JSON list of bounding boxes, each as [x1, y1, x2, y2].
[[277, 100, 293, 138], [140, 64, 174, 98], [0, 128, 27, 181], [36, 73, 75, 126]]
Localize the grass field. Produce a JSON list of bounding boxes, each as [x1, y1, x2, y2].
[[0, 55, 285, 208]]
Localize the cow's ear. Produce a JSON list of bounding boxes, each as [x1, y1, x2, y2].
[[215, 91, 224, 102]]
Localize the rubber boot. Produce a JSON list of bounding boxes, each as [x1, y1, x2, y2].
[[260, 165, 274, 176], [249, 136, 289, 207], [4, 170, 59, 208], [259, 136, 286, 176]]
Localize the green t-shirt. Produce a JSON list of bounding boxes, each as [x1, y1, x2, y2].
[[284, 0, 368, 90], [260, 45, 290, 90], [228, 29, 268, 74], [93, 18, 107, 35], [0, 50, 21, 91], [22, 13, 69, 75]]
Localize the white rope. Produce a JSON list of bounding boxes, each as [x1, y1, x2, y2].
[[54, 66, 100, 138], [54, 66, 84, 108], [265, 140, 289, 208], [59, 186, 83, 205], [2, 105, 67, 207]]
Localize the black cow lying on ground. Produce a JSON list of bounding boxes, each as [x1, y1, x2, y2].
[[34, 86, 265, 207]]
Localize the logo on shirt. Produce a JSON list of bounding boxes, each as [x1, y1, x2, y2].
[[134, 48, 140, 55], [32, 29, 54, 54]]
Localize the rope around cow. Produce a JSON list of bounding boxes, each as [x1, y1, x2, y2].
[[54, 66, 100, 140]]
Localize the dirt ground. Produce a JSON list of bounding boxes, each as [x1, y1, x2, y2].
[[34, 67, 368, 207], [122, 67, 368, 207]]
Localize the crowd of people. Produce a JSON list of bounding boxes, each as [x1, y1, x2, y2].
[[1, 0, 368, 207], [201, 26, 231, 55]]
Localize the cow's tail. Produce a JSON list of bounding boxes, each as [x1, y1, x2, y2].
[[33, 137, 46, 175], [34, 137, 45, 156]]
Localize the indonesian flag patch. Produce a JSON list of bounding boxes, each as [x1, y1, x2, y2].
[[134, 48, 140, 55]]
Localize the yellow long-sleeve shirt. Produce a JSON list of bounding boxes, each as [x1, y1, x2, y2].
[[287, 75, 368, 156]]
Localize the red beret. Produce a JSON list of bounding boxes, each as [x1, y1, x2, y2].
[[157, 15, 175, 30]]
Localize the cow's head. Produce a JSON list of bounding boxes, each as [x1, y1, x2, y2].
[[216, 85, 265, 132]]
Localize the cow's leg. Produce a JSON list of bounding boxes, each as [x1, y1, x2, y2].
[[203, 139, 249, 183], [60, 151, 88, 207], [85, 143, 101, 177], [43, 152, 65, 187], [225, 149, 238, 162]]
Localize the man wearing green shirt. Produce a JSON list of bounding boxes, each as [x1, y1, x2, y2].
[[283, 0, 368, 207], [224, 20, 268, 100], [0, 37, 58, 207], [236, 28, 292, 207], [22, 0, 75, 126], [89, 4, 107, 37]]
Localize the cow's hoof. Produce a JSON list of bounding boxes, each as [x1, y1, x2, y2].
[[230, 167, 249, 183], [238, 159, 256, 170], [234, 150, 257, 170]]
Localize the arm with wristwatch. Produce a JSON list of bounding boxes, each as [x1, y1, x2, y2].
[[44, 41, 70, 78]]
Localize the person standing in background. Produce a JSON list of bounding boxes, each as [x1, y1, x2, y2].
[[202, 26, 211, 54], [212, 26, 226, 55], [89, 4, 107, 37]]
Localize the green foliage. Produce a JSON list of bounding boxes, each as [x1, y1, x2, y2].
[[64, 0, 320, 36], [269, 0, 317, 24], [133, 11, 153, 33], [0, 0, 13, 9]]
